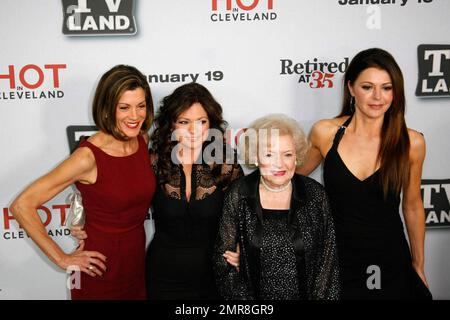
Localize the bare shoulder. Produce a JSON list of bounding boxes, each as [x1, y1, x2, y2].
[[34, 145, 97, 187], [408, 128, 425, 146], [86, 132, 104, 147], [311, 117, 346, 135], [407, 128, 426, 162], [310, 116, 347, 145], [70, 145, 96, 171]]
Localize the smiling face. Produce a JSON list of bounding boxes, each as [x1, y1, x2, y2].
[[349, 67, 394, 119], [258, 133, 296, 188], [115, 87, 147, 139], [173, 102, 210, 151]]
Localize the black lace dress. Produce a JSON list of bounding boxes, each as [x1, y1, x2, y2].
[[145, 153, 243, 300]]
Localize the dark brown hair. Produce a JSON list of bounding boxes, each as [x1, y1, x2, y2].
[[151, 82, 227, 184], [92, 65, 154, 140], [338, 48, 410, 197]]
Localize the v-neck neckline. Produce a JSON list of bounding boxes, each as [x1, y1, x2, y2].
[[180, 164, 196, 203], [335, 149, 380, 183], [330, 115, 380, 183]]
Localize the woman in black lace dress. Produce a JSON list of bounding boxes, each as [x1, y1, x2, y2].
[[145, 83, 242, 299], [214, 114, 340, 300]]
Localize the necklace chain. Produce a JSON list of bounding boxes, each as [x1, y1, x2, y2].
[[260, 177, 291, 193]]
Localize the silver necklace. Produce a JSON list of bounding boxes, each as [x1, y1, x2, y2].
[[260, 177, 291, 193]]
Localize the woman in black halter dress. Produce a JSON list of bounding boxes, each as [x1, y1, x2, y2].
[[323, 116, 427, 299], [298, 48, 432, 299]]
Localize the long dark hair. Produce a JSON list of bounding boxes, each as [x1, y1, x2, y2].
[[338, 48, 410, 197], [151, 82, 227, 184]]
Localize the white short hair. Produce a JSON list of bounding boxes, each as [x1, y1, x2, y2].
[[238, 113, 309, 169]]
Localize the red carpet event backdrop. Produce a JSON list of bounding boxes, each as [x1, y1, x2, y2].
[[0, 0, 449, 299]]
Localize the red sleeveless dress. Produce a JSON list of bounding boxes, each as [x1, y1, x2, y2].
[[71, 135, 155, 300]]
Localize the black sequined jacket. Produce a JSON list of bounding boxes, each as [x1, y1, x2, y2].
[[213, 170, 340, 300]]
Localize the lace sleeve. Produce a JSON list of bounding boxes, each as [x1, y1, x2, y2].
[[149, 151, 158, 173], [213, 183, 253, 300], [311, 191, 340, 300]]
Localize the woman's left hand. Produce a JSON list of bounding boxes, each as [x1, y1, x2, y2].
[[223, 243, 240, 271]]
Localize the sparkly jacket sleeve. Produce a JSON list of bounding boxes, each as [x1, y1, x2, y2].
[[213, 182, 253, 300], [311, 190, 340, 300]]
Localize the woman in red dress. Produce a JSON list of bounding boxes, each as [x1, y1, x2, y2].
[[10, 65, 156, 299]]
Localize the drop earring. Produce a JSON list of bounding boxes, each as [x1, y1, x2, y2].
[[350, 96, 355, 113]]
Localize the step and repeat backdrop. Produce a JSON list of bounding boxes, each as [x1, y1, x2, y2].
[[1, 0, 449, 299]]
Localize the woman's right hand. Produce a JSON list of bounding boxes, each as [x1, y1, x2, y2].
[[59, 241, 107, 277]]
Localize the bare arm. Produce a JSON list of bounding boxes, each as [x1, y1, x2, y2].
[[298, 145, 323, 176], [402, 130, 428, 286], [297, 121, 331, 176], [9, 147, 107, 276]]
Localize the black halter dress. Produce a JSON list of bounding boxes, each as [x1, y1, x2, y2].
[[323, 116, 431, 299]]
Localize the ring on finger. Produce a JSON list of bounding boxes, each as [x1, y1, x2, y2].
[[88, 265, 94, 270]]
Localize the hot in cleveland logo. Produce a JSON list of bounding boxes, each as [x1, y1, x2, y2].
[[0, 64, 66, 100], [280, 57, 349, 88], [211, 0, 277, 22], [2, 205, 71, 240]]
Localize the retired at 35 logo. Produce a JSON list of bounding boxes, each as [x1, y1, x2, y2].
[[280, 57, 349, 89]]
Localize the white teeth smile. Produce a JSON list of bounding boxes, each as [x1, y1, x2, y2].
[[126, 122, 139, 128]]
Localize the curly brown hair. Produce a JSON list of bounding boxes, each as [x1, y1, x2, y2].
[[151, 82, 228, 184]]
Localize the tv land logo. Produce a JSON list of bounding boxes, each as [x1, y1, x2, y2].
[[422, 179, 450, 228], [211, 0, 277, 22], [62, 0, 137, 36], [280, 57, 349, 89], [66, 125, 99, 153], [0, 64, 66, 100], [416, 45, 450, 97]]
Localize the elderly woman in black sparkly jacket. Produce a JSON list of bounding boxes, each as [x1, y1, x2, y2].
[[213, 114, 340, 300]]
